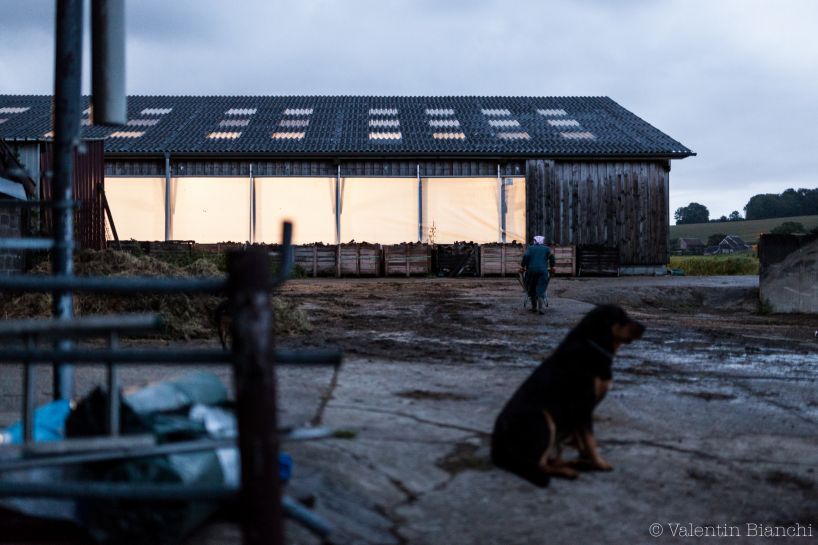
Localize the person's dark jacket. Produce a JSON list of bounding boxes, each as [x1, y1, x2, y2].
[[521, 245, 556, 274]]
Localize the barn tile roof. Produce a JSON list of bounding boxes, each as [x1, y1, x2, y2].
[[0, 95, 694, 158]]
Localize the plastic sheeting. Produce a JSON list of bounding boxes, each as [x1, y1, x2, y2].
[[255, 177, 336, 244], [504, 177, 526, 243], [103, 178, 165, 241], [103, 175, 527, 245], [341, 178, 418, 243], [171, 177, 250, 243], [423, 178, 499, 244]]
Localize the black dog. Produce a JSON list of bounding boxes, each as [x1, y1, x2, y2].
[[491, 305, 644, 487]]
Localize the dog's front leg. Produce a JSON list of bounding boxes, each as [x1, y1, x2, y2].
[[579, 429, 612, 471]]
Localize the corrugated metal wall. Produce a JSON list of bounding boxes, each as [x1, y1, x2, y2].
[[41, 140, 106, 250]]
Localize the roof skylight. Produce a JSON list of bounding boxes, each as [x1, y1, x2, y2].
[[538, 109, 567, 117], [432, 132, 465, 140], [109, 131, 145, 138], [547, 119, 581, 127], [369, 108, 398, 116], [369, 132, 401, 140], [278, 119, 309, 127], [127, 118, 161, 127], [225, 108, 257, 116], [488, 119, 520, 128], [207, 131, 241, 139], [141, 108, 172, 115], [481, 108, 511, 116], [496, 132, 530, 140], [283, 108, 313, 116], [560, 131, 595, 140], [429, 119, 460, 128], [369, 119, 400, 127], [271, 131, 306, 140], [425, 108, 454, 116], [219, 119, 251, 127], [0, 107, 30, 114]]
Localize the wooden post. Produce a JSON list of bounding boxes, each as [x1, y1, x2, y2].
[[228, 249, 284, 545]]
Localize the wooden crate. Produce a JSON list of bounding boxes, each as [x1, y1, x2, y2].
[[338, 243, 381, 276], [552, 245, 577, 277], [435, 243, 479, 277], [383, 243, 432, 276], [293, 244, 337, 277], [479, 243, 525, 276], [577, 245, 619, 276]]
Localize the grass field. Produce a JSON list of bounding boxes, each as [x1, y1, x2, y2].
[[670, 215, 818, 244], [669, 254, 758, 276]]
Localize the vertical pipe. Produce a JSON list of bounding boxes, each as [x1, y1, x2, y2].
[[249, 163, 255, 244], [335, 164, 341, 245], [52, 0, 83, 401], [106, 331, 120, 436], [22, 336, 35, 444], [90, 0, 126, 125], [228, 248, 284, 545], [497, 164, 503, 243], [164, 153, 171, 241], [417, 164, 422, 242]]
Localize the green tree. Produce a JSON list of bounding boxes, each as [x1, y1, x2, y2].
[[728, 211, 743, 221], [707, 233, 726, 246], [674, 202, 710, 225], [770, 221, 806, 235], [744, 187, 818, 220]]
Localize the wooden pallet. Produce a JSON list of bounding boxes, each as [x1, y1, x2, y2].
[[383, 244, 432, 276], [479, 243, 526, 276], [435, 243, 479, 277], [552, 245, 577, 277], [338, 243, 381, 276], [577, 245, 619, 276], [293, 244, 337, 277]]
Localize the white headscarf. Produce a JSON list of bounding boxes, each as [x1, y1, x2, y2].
[[533, 235, 545, 245]]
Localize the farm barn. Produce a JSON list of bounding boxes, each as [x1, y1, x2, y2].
[[0, 96, 693, 270]]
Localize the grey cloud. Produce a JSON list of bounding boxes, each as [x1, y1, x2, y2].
[[0, 0, 816, 218]]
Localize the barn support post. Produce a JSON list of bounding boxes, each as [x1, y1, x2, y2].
[[249, 163, 255, 244], [228, 248, 284, 545], [164, 152, 171, 241], [51, 0, 84, 400], [335, 164, 341, 245], [497, 164, 505, 243], [417, 163, 422, 242]]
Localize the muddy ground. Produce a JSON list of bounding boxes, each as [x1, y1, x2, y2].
[[2, 276, 817, 544]]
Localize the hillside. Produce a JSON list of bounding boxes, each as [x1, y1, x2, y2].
[[670, 215, 818, 244]]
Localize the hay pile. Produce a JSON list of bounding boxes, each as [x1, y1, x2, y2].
[[0, 250, 311, 339]]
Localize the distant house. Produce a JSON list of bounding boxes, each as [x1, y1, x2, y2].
[[717, 235, 751, 254], [678, 237, 705, 253]]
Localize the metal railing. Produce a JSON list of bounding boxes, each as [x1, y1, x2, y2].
[[0, 222, 341, 543]]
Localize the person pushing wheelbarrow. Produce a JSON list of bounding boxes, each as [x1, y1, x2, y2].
[[519, 235, 556, 314]]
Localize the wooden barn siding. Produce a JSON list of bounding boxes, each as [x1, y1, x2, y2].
[[526, 160, 669, 266]]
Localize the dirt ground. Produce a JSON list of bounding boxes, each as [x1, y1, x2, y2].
[[2, 275, 817, 544]]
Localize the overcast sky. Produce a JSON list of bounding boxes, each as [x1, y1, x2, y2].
[[1, 0, 816, 222]]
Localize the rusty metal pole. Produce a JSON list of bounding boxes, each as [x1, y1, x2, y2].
[[52, 0, 84, 400], [228, 249, 284, 545]]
